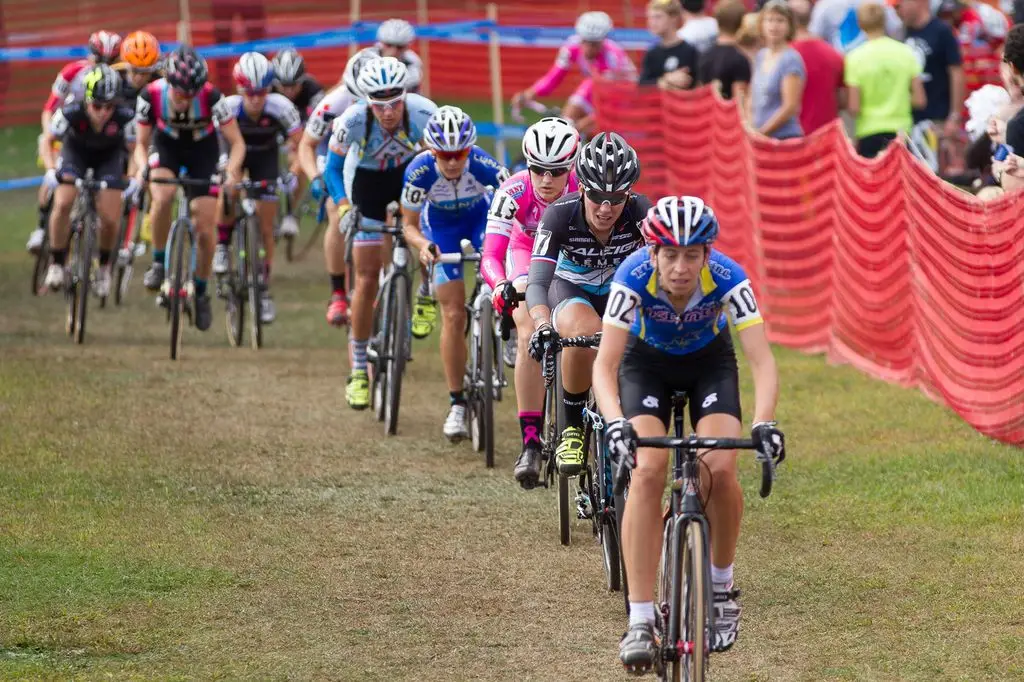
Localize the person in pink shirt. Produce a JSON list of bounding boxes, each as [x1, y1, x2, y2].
[[511, 11, 637, 134], [790, 0, 846, 134], [482, 117, 581, 488]]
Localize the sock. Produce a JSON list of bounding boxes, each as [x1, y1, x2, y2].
[[628, 601, 656, 627], [263, 262, 271, 284], [351, 339, 368, 372], [519, 411, 542, 447], [563, 390, 588, 430], [51, 249, 67, 266], [37, 205, 48, 227], [330, 273, 346, 296], [450, 391, 467, 406], [99, 250, 112, 266], [194, 278, 208, 297], [153, 249, 165, 265], [217, 223, 233, 245], [711, 563, 734, 591]]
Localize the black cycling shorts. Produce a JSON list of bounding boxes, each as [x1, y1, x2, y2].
[[619, 331, 741, 429], [548, 276, 609, 326], [58, 143, 124, 185], [350, 162, 409, 222], [243, 150, 280, 201], [151, 133, 219, 200]]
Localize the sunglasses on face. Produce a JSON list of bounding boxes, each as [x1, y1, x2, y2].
[[242, 88, 269, 97], [586, 188, 629, 205], [89, 101, 115, 111], [382, 43, 407, 50], [367, 90, 406, 109], [528, 165, 570, 177], [433, 148, 470, 162]]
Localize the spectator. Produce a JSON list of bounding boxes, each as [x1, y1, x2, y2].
[[845, 2, 927, 157], [808, 0, 904, 52], [737, 11, 765, 60], [899, 0, 966, 138], [641, 0, 701, 89], [699, 0, 753, 103], [993, 23, 1024, 190], [679, 0, 720, 53], [750, 0, 806, 138], [790, 0, 847, 133]]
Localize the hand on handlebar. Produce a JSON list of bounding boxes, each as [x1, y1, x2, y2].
[[491, 280, 519, 316], [42, 169, 59, 190], [419, 242, 439, 267], [751, 421, 785, 466], [527, 322, 558, 362]]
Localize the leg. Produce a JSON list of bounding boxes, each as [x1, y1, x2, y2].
[[436, 277, 469, 441], [189, 194, 218, 331], [551, 297, 602, 475], [323, 197, 349, 326], [144, 167, 176, 290], [257, 198, 279, 323], [345, 228, 383, 409], [410, 207, 438, 340], [94, 187, 122, 297], [45, 183, 77, 288]]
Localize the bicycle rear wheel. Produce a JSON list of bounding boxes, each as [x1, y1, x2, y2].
[[65, 228, 80, 338], [74, 217, 95, 345], [384, 276, 409, 436], [672, 520, 708, 682], [244, 215, 263, 350], [114, 199, 136, 305], [592, 435, 622, 592], [168, 220, 187, 361]]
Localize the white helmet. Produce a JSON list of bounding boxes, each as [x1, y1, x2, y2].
[[574, 11, 613, 42], [232, 51, 275, 91], [377, 18, 415, 46], [343, 48, 376, 98], [424, 106, 477, 152], [272, 48, 305, 86], [522, 117, 581, 170], [356, 56, 409, 98]]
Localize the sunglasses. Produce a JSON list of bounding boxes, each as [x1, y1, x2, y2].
[[89, 101, 115, 111], [170, 87, 196, 99], [433, 148, 470, 162], [242, 88, 269, 97], [586, 188, 629, 205], [382, 43, 407, 50], [367, 90, 406, 109], [528, 165, 570, 177]]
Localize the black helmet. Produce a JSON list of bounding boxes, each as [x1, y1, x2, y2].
[[272, 48, 305, 86], [165, 45, 208, 96], [574, 132, 641, 193], [83, 64, 122, 104]]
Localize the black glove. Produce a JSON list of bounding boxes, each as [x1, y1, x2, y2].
[[528, 323, 558, 362], [606, 417, 637, 495], [752, 421, 785, 465], [494, 281, 519, 316]]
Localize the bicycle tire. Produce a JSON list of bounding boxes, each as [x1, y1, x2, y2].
[[113, 199, 137, 305], [224, 224, 245, 348], [479, 303, 495, 467], [74, 214, 95, 344], [32, 229, 50, 296], [283, 191, 296, 262], [557, 472, 571, 546], [616, 489, 630, 612], [65, 228, 79, 337], [670, 520, 708, 682], [371, 290, 388, 422], [244, 215, 263, 350], [168, 219, 187, 361], [592, 433, 622, 592], [384, 275, 409, 436]]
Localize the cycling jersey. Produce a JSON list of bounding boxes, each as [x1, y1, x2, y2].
[[481, 169, 580, 289], [50, 101, 136, 153], [304, 85, 357, 156], [400, 146, 505, 215], [526, 192, 652, 311], [44, 59, 91, 113], [275, 75, 324, 123], [603, 246, 763, 355], [530, 37, 636, 110], [136, 79, 234, 142], [222, 93, 301, 153]]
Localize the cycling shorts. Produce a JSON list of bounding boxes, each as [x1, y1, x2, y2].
[[549, 276, 609, 329], [423, 202, 487, 285], [350, 162, 409, 247], [150, 133, 219, 200], [58, 143, 124, 185], [243, 149, 280, 201], [619, 332, 741, 429]]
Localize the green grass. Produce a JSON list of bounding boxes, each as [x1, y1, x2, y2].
[[2, 107, 1023, 680]]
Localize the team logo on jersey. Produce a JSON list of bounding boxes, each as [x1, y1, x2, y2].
[[707, 259, 730, 279], [504, 180, 526, 199]]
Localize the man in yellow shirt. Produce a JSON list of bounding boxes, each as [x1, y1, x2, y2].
[[844, 2, 928, 157]]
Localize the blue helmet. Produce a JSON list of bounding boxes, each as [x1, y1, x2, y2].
[[642, 195, 720, 247], [423, 106, 477, 153]]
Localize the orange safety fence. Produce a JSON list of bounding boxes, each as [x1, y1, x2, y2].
[[593, 80, 1024, 446]]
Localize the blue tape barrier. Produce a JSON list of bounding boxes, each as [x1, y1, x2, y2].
[[0, 175, 41, 191], [0, 21, 654, 62]]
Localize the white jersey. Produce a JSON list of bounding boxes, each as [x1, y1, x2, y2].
[[305, 85, 358, 143]]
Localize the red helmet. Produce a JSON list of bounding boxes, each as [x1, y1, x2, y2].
[[88, 31, 122, 64]]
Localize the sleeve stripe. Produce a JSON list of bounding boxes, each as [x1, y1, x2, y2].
[[734, 317, 763, 332]]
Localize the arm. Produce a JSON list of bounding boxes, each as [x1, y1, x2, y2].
[[298, 132, 322, 180], [324, 149, 348, 205], [758, 73, 804, 136], [947, 65, 965, 131], [911, 76, 927, 111], [525, 219, 561, 330], [401, 205, 431, 258], [593, 323, 630, 421], [133, 123, 152, 180], [846, 85, 860, 115], [736, 322, 779, 423], [399, 176, 431, 259], [481, 188, 519, 288], [38, 110, 63, 171], [529, 45, 573, 98], [218, 119, 246, 181]]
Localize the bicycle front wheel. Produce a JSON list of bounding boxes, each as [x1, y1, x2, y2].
[[672, 520, 709, 682], [384, 276, 409, 436], [244, 215, 263, 350], [471, 303, 495, 468], [168, 220, 187, 360], [224, 225, 245, 347], [74, 217, 96, 345]]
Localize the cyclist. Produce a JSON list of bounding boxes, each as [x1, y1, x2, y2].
[[525, 132, 649, 478], [591, 195, 785, 671], [480, 116, 582, 487], [511, 12, 636, 134], [28, 30, 122, 255], [399, 106, 507, 441], [323, 56, 437, 410], [132, 45, 245, 332], [272, 47, 325, 238], [213, 52, 303, 324], [298, 50, 372, 327], [118, 31, 162, 112], [372, 19, 424, 93], [37, 64, 134, 296]]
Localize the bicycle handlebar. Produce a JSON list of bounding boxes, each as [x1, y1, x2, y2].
[[149, 176, 220, 187], [59, 176, 127, 191], [557, 333, 602, 349], [498, 290, 526, 341], [630, 436, 774, 499]]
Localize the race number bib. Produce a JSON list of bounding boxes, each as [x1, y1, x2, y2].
[[532, 228, 552, 256], [724, 280, 762, 328], [50, 109, 69, 136], [402, 184, 426, 209], [604, 283, 641, 327], [488, 190, 518, 222]]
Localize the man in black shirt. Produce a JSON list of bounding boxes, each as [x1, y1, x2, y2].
[[995, 24, 1024, 192], [698, 0, 751, 102], [640, 0, 700, 89]]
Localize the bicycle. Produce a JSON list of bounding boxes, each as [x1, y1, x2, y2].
[[275, 169, 317, 262], [616, 391, 774, 682], [31, 191, 54, 296], [583, 397, 628, 608], [344, 204, 413, 436], [150, 171, 219, 361], [219, 178, 273, 350], [112, 184, 148, 306], [436, 239, 509, 468], [60, 170, 123, 344]]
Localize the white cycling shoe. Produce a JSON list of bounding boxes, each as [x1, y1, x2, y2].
[[213, 244, 230, 275], [26, 228, 45, 254], [44, 264, 64, 290], [279, 215, 299, 237], [443, 404, 469, 442], [93, 266, 112, 299]]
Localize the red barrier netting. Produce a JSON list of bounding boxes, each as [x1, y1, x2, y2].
[[594, 81, 1024, 446]]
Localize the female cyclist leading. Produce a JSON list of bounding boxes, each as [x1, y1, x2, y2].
[[511, 11, 637, 134]]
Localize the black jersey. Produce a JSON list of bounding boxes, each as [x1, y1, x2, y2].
[[50, 101, 136, 154], [276, 75, 325, 123]]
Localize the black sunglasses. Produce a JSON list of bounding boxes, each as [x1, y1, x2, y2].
[[528, 165, 570, 177], [585, 188, 629, 205]]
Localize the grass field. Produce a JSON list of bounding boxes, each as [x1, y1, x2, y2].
[[2, 108, 1023, 681]]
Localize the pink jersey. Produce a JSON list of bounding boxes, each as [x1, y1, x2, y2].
[[530, 37, 636, 98], [481, 169, 580, 288]]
